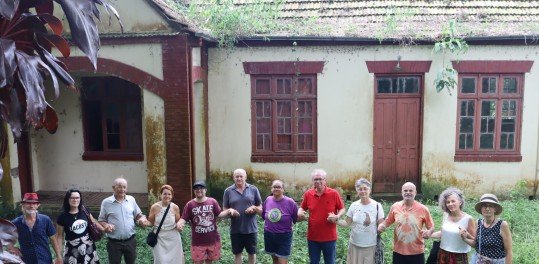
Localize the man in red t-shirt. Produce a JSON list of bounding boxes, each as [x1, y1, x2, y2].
[[378, 182, 435, 264], [177, 181, 232, 264], [298, 169, 345, 264]]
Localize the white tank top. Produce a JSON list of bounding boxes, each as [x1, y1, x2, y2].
[[440, 213, 472, 253]]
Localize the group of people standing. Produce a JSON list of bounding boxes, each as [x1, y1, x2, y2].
[[4, 168, 513, 264]]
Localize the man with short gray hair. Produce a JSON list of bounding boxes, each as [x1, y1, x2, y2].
[[223, 168, 262, 264], [298, 169, 345, 264], [98, 177, 151, 264]]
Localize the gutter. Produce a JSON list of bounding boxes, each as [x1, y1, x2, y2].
[[202, 35, 539, 47]]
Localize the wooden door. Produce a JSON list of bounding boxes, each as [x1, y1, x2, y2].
[[373, 76, 422, 193]]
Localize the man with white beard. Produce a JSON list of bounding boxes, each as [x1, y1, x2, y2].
[[377, 182, 435, 264], [8, 193, 62, 264]]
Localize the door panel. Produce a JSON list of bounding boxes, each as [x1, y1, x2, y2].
[[373, 97, 421, 193], [373, 99, 396, 193], [395, 98, 420, 187]]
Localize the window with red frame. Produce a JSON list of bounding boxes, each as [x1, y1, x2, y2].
[[251, 75, 317, 162], [455, 74, 523, 161], [81, 77, 143, 161]]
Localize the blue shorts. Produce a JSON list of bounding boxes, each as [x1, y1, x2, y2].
[[264, 231, 292, 259]]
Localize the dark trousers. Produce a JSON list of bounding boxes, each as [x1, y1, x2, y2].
[[107, 236, 136, 264], [308, 240, 336, 264], [393, 252, 425, 264]]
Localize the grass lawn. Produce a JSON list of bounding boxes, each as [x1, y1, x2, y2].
[[95, 198, 539, 263]]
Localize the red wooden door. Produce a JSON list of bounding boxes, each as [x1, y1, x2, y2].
[[373, 76, 422, 193]]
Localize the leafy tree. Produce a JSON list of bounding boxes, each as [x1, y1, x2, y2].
[[0, 0, 122, 180]]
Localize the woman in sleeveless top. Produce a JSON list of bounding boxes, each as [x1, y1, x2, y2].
[[148, 185, 185, 264], [56, 189, 103, 264], [460, 193, 513, 264], [430, 187, 475, 264]]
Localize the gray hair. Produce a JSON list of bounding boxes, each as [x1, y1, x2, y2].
[[233, 168, 247, 177], [311, 169, 327, 179], [355, 178, 371, 189], [439, 187, 465, 213]]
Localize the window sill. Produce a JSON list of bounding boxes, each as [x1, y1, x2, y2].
[[251, 154, 317, 163], [83, 151, 144, 161], [454, 154, 522, 162]]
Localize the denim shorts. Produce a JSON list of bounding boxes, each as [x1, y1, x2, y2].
[[264, 231, 293, 258]]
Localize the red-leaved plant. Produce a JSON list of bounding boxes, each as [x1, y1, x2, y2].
[[0, 0, 122, 180]]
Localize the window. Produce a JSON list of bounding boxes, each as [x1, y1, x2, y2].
[[81, 77, 143, 161], [455, 74, 523, 161], [251, 75, 317, 162]]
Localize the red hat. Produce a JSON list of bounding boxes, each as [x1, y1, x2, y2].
[[22, 193, 40, 203]]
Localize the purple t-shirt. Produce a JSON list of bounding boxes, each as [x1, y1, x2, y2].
[[181, 197, 222, 246], [262, 196, 298, 233]]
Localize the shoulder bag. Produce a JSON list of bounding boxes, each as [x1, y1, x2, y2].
[[374, 202, 385, 264], [146, 203, 171, 247], [82, 205, 103, 241]]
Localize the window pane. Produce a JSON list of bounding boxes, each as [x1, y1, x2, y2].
[[479, 101, 496, 149], [481, 77, 497, 94], [459, 134, 473, 149], [402, 77, 419, 93], [461, 78, 476, 93], [377, 78, 391, 93], [297, 78, 314, 95], [480, 134, 494, 149], [298, 135, 313, 150], [500, 100, 517, 150], [255, 79, 270, 94], [460, 117, 474, 133], [105, 105, 121, 149], [277, 78, 292, 94], [255, 101, 271, 151], [277, 135, 292, 150], [503, 77, 517, 93]]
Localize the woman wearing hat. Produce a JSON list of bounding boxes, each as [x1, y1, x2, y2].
[[429, 187, 475, 264], [460, 194, 513, 264]]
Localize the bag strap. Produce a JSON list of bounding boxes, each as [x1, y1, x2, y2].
[[477, 218, 482, 254], [376, 202, 381, 239], [155, 203, 171, 236], [81, 205, 92, 221]]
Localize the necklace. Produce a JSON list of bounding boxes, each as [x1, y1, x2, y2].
[[483, 218, 497, 228], [69, 211, 79, 220]]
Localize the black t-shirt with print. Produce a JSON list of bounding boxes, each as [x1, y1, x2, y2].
[[57, 210, 89, 241]]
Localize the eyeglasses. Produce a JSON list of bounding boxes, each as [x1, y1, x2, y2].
[[69, 197, 81, 200], [313, 178, 325, 181]]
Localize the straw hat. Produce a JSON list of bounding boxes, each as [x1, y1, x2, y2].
[[475, 193, 503, 215]]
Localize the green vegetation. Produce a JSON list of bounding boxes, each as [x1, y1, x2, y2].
[[95, 197, 539, 263], [166, 0, 285, 48]]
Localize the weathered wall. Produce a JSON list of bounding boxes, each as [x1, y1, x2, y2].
[[54, 0, 172, 35], [29, 78, 165, 193], [207, 45, 539, 195]]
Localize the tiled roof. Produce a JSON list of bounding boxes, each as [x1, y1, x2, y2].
[[159, 0, 539, 40]]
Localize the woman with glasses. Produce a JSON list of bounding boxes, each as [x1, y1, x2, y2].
[[255, 180, 298, 264], [56, 188, 103, 263], [336, 178, 384, 264]]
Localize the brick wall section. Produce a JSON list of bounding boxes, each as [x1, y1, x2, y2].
[[62, 34, 194, 208], [161, 35, 193, 208]]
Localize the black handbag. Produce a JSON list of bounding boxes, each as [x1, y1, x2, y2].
[[82, 205, 103, 241], [426, 240, 440, 264], [146, 203, 170, 247]]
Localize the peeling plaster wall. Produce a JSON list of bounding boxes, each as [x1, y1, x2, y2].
[[208, 45, 539, 193], [30, 82, 143, 192], [143, 90, 167, 199]]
